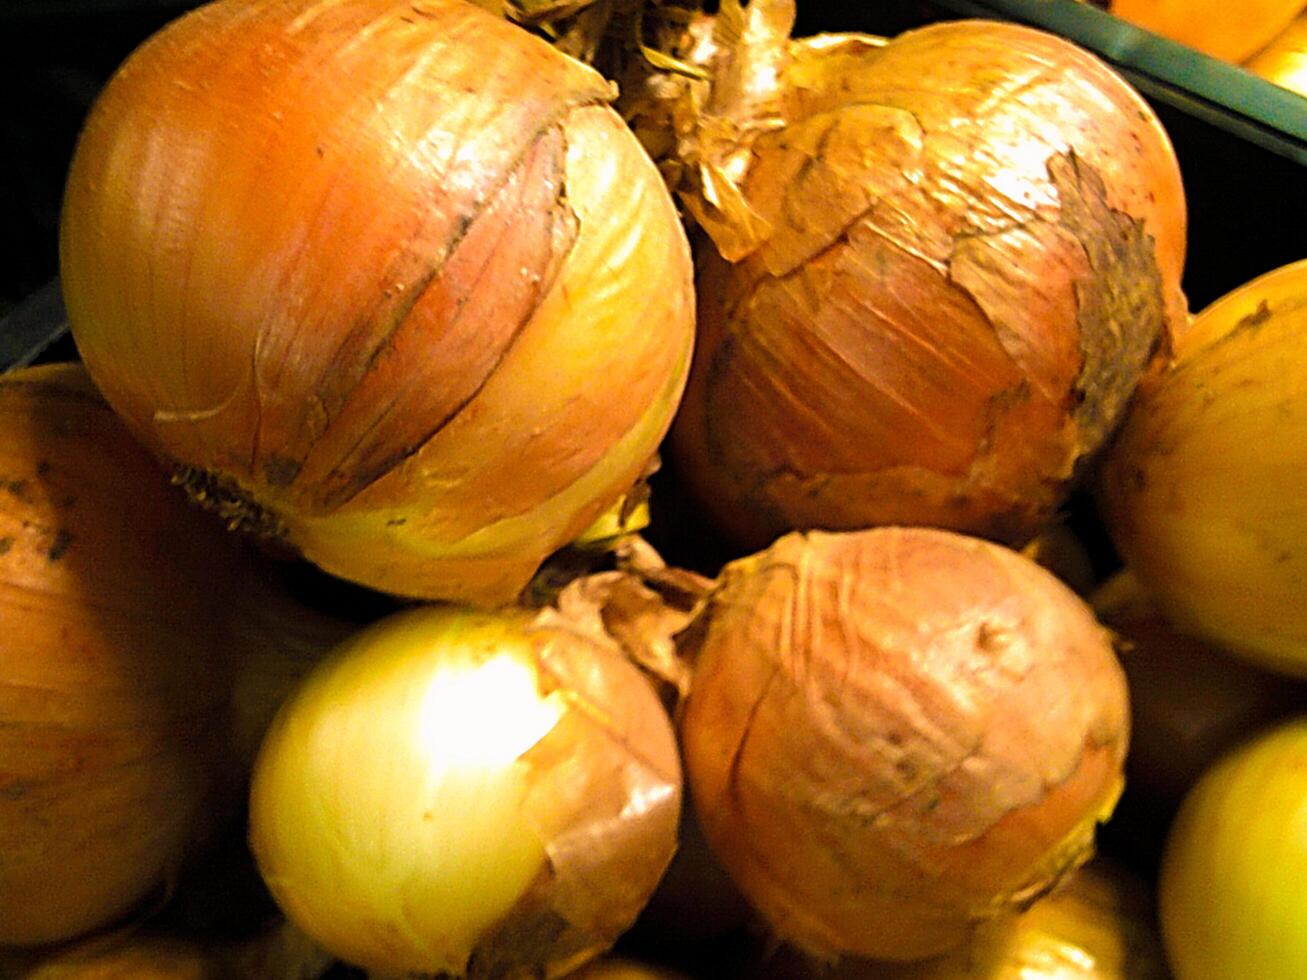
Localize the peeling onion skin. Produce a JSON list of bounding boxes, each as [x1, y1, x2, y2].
[[678, 527, 1129, 962], [59, 0, 695, 606], [668, 16, 1186, 553], [248, 604, 682, 978], [0, 365, 344, 947]]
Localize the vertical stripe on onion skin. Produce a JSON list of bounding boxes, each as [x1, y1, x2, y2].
[[638, 5, 1186, 553], [59, 0, 695, 606], [1158, 715, 1307, 980], [677, 527, 1129, 964], [248, 604, 682, 978], [0, 364, 348, 949]]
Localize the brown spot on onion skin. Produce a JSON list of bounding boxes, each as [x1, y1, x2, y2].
[[678, 527, 1128, 962]]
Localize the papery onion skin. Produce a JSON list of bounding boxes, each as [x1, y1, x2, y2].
[[0, 365, 337, 947], [678, 527, 1129, 962], [1108, 0, 1307, 62], [248, 604, 682, 978], [1098, 258, 1307, 678], [1158, 715, 1307, 979], [59, 0, 695, 606], [668, 16, 1186, 552]]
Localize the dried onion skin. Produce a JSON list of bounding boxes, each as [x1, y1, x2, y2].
[[663, 11, 1186, 552], [59, 0, 695, 606], [678, 527, 1129, 962]]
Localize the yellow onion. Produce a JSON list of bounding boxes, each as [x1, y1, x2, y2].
[[1158, 714, 1307, 979], [1245, 9, 1307, 96], [677, 527, 1130, 962], [59, 0, 695, 606], [1098, 257, 1307, 677], [564, 957, 692, 979], [1107, 0, 1307, 62], [1092, 570, 1307, 803], [639, 1, 1186, 552], [0, 363, 349, 948], [754, 860, 1169, 979], [248, 603, 682, 978]]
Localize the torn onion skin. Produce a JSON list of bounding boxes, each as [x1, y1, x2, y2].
[[678, 527, 1129, 963], [0, 364, 346, 948], [660, 9, 1186, 552], [248, 604, 682, 978], [59, 0, 695, 606]]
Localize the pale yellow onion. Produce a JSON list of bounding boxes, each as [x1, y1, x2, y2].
[[248, 604, 682, 978], [1245, 10, 1307, 96], [649, 4, 1186, 551], [678, 527, 1129, 962], [0, 363, 349, 948], [1159, 715, 1307, 979], [60, 0, 695, 606], [1098, 257, 1307, 677]]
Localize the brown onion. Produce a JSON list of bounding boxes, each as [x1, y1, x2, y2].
[[677, 527, 1129, 962], [637, 3, 1186, 552], [59, 0, 695, 606], [0, 364, 349, 948]]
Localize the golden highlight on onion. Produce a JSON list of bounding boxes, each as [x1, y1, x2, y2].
[[677, 527, 1130, 962], [59, 0, 695, 606], [1107, 0, 1307, 62], [1245, 9, 1307, 97], [248, 604, 682, 978], [645, 4, 1186, 552]]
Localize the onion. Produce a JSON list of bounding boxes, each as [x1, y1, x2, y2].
[[1091, 570, 1307, 804], [754, 860, 1169, 979], [627, 1, 1187, 552], [1106, 0, 1307, 62], [247, 602, 682, 978], [1245, 10, 1307, 97], [1098, 257, 1307, 677], [677, 527, 1130, 962], [0, 363, 349, 948], [1158, 714, 1307, 979], [59, 0, 695, 606]]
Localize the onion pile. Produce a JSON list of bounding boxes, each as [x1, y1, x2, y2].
[[627, 0, 1187, 551], [0, 364, 348, 948], [59, 0, 695, 606], [677, 527, 1130, 962], [1246, 9, 1307, 97]]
